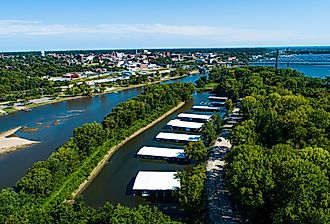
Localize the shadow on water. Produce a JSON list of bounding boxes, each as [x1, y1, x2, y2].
[[82, 91, 213, 218]]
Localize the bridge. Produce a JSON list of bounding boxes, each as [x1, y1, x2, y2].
[[253, 54, 330, 65]]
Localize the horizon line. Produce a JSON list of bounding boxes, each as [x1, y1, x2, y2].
[[1, 45, 330, 54]]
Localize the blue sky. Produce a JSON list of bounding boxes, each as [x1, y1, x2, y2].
[[1, 0, 329, 51]]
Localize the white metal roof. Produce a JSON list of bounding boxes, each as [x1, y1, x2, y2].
[[156, 132, 201, 141], [192, 105, 220, 111], [177, 113, 212, 121], [167, 119, 204, 129], [137, 146, 186, 158], [222, 124, 234, 128], [232, 108, 240, 113], [132, 171, 180, 191], [208, 96, 228, 101], [225, 116, 243, 120]]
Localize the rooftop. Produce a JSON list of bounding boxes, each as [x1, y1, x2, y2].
[[137, 146, 186, 159], [192, 105, 221, 111], [223, 124, 234, 128], [208, 96, 228, 101], [155, 132, 201, 142], [167, 119, 204, 129], [132, 171, 180, 191], [232, 108, 240, 113], [177, 113, 212, 121]]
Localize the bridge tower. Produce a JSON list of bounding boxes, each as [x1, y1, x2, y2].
[[275, 49, 279, 69]]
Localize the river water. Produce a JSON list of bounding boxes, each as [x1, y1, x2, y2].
[[0, 75, 202, 188], [82, 91, 211, 209], [251, 64, 330, 78]]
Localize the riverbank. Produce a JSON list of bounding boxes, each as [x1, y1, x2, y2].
[[0, 126, 40, 155], [0, 75, 187, 117], [69, 101, 186, 201]]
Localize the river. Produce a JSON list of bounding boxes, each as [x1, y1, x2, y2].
[[0, 74, 202, 188], [251, 63, 330, 78]]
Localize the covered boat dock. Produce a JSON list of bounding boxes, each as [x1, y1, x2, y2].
[[166, 119, 204, 132], [192, 105, 221, 112], [136, 146, 186, 162], [132, 171, 180, 197], [155, 132, 201, 143], [208, 96, 228, 101], [177, 113, 212, 122]]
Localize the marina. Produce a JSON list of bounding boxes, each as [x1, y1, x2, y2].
[[82, 91, 212, 208]]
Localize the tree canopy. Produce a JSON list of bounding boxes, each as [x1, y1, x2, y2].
[[197, 66, 330, 224]]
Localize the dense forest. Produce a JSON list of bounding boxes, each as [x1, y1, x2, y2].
[[198, 66, 329, 223], [0, 83, 194, 223]]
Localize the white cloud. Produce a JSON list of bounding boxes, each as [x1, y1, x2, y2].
[[0, 19, 324, 45]]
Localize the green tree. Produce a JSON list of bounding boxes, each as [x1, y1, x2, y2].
[[225, 98, 234, 113], [229, 119, 258, 145], [175, 165, 206, 222], [212, 113, 223, 134], [72, 122, 108, 155], [201, 120, 217, 146], [183, 141, 207, 162]]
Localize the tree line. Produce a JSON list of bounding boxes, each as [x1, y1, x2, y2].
[[0, 83, 195, 223]]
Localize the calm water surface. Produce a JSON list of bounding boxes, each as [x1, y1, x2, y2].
[[0, 75, 202, 188], [251, 64, 330, 78], [82, 91, 212, 208]]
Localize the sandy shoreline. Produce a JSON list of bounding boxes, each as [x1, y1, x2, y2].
[[0, 127, 40, 155], [69, 101, 186, 201]]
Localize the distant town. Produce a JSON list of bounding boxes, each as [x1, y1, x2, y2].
[[0, 46, 329, 115]]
